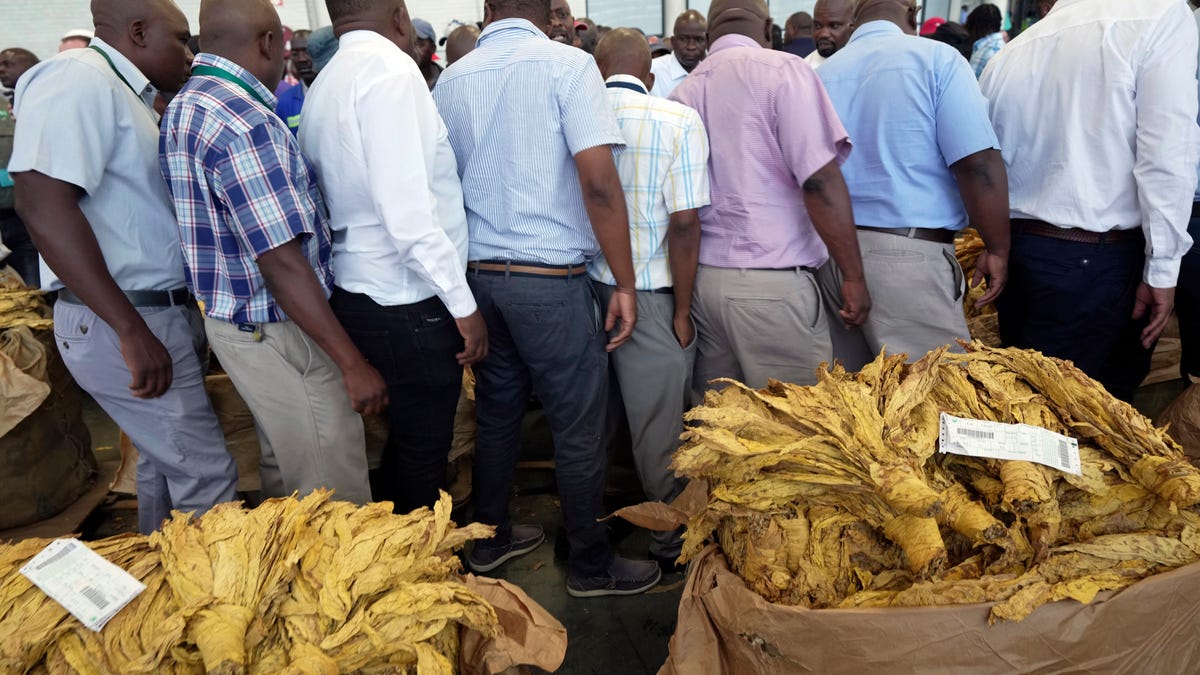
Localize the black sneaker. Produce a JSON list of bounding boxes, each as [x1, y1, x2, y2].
[[650, 551, 688, 576], [566, 555, 662, 598], [467, 524, 545, 573]]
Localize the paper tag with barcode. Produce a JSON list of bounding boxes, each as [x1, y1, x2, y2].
[[19, 538, 145, 632], [939, 413, 1081, 475]]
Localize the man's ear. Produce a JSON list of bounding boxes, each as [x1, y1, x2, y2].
[[644, 72, 656, 92], [130, 19, 149, 48], [483, 2, 495, 27], [260, 30, 276, 61]]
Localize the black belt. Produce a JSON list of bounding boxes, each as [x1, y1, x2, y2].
[[1011, 219, 1143, 245], [468, 260, 588, 279], [858, 226, 956, 244], [749, 266, 818, 274], [598, 283, 673, 295], [58, 287, 191, 307]]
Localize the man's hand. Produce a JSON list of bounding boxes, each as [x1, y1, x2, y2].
[[342, 360, 389, 415], [673, 312, 695, 350], [839, 278, 871, 328], [1132, 283, 1175, 349], [455, 311, 488, 365], [120, 323, 174, 399], [972, 250, 1009, 308], [605, 290, 638, 351]]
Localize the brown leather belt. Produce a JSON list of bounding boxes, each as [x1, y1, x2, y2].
[[1011, 219, 1143, 245], [858, 226, 956, 244], [468, 261, 589, 278]]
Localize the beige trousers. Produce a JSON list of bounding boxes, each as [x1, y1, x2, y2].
[[204, 317, 371, 504], [691, 265, 832, 396], [817, 229, 969, 371]]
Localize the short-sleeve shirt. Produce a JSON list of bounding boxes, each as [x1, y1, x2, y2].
[[9, 39, 186, 292], [590, 75, 710, 290], [670, 34, 851, 270], [160, 53, 331, 325], [432, 19, 625, 265], [818, 21, 1000, 232]]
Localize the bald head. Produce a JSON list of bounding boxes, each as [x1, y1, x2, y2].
[[199, 0, 286, 91], [595, 28, 652, 87], [326, 0, 416, 58], [445, 24, 480, 66], [708, 0, 771, 47], [91, 0, 193, 93], [785, 12, 812, 40], [854, 0, 916, 34]]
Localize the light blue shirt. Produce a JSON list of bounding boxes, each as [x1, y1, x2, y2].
[[433, 19, 625, 265], [818, 21, 1000, 232]]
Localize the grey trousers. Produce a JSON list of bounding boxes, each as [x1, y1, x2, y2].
[[596, 283, 694, 558], [53, 300, 237, 534], [204, 317, 371, 505], [817, 230, 969, 371], [691, 265, 832, 395]]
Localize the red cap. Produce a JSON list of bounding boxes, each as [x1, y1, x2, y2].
[[920, 17, 947, 36], [574, 20, 589, 31]]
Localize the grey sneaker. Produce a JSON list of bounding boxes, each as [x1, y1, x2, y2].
[[467, 524, 545, 573], [566, 555, 662, 598]]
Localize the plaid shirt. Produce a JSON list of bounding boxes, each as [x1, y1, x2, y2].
[[160, 53, 332, 324], [590, 75, 710, 289]]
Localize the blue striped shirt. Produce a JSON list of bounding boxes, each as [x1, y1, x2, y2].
[[160, 54, 332, 325], [433, 19, 625, 265]]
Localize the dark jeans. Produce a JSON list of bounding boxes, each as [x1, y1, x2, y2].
[[1, 210, 39, 288], [330, 287, 463, 514], [997, 231, 1151, 402], [468, 270, 613, 577], [1179, 211, 1200, 379]]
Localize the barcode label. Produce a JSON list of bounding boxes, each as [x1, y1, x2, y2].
[[939, 413, 1081, 475], [959, 428, 995, 440], [32, 541, 76, 570], [80, 586, 109, 611], [1058, 440, 1071, 468]]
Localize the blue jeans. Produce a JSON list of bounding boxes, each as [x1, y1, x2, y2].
[[330, 288, 463, 514], [1178, 210, 1200, 379], [997, 231, 1151, 402], [1, 210, 39, 288], [468, 270, 613, 577]]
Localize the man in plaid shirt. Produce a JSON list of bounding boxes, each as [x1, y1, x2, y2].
[[160, 0, 387, 504]]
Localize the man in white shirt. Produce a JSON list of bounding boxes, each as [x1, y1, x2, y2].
[[980, 0, 1199, 402], [650, 10, 707, 98], [300, 0, 488, 513], [11, 0, 238, 534], [592, 29, 710, 574], [806, 0, 854, 70]]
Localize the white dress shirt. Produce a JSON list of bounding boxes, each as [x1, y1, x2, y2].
[[804, 50, 827, 70], [9, 38, 185, 292], [980, 0, 1199, 288], [649, 53, 690, 99], [299, 30, 476, 317]]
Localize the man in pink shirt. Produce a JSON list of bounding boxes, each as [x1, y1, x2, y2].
[[670, 0, 870, 392]]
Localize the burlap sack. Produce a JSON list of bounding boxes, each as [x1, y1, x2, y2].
[[1159, 384, 1200, 465]]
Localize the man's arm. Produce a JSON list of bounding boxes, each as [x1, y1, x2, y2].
[[14, 171, 173, 398], [667, 209, 701, 348], [802, 161, 870, 327], [257, 240, 387, 415], [575, 145, 637, 351], [951, 148, 1010, 308]]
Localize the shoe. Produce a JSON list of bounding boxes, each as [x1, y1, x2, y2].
[[467, 524, 545, 573], [650, 551, 687, 576], [567, 555, 662, 598]]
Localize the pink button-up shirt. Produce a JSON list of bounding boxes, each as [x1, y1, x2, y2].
[[671, 34, 851, 269]]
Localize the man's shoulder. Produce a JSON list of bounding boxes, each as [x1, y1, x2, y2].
[[618, 92, 702, 128], [17, 51, 113, 100], [170, 81, 289, 145]]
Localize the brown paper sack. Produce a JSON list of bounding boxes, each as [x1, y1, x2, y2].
[[460, 575, 568, 674], [660, 545, 1200, 675], [1159, 384, 1200, 465]]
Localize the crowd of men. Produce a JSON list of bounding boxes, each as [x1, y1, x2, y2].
[[0, 0, 1197, 600]]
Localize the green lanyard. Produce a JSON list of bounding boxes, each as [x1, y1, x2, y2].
[[88, 45, 143, 100], [191, 65, 272, 109]]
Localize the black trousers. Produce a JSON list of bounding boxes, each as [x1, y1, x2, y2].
[[330, 288, 463, 514], [0, 210, 39, 288], [467, 271, 613, 578], [997, 230, 1152, 402], [1178, 210, 1200, 380]]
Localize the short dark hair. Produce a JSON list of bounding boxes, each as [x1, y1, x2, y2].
[[965, 4, 1002, 41], [486, 0, 551, 22], [324, 0, 375, 22], [0, 47, 38, 65]]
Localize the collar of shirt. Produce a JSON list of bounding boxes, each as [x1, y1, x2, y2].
[[849, 20, 904, 45], [664, 52, 689, 81], [89, 37, 156, 109], [477, 18, 549, 46], [605, 74, 649, 95], [191, 52, 278, 109], [709, 33, 762, 55]]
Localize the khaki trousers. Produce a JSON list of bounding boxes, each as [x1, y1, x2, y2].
[[204, 317, 371, 504], [817, 229, 969, 371], [691, 265, 832, 395]]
